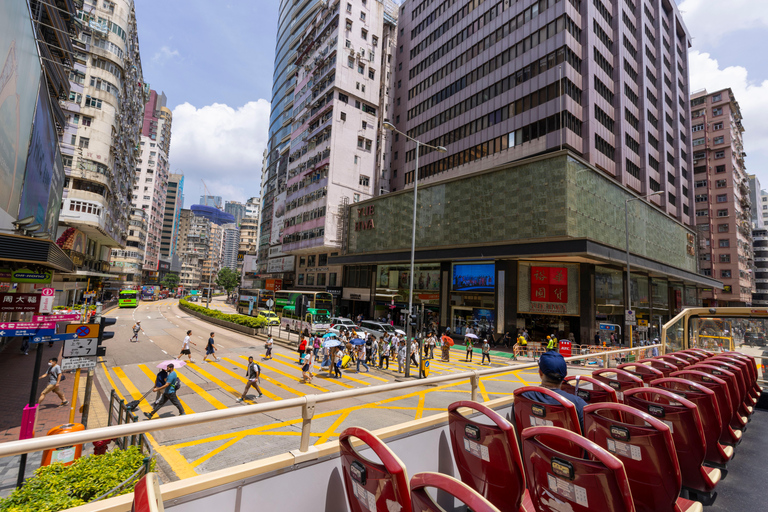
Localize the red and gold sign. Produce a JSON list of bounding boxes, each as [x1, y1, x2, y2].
[[530, 266, 568, 303]]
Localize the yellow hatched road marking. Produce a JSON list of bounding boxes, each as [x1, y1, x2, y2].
[[273, 353, 362, 388], [100, 363, 198, 479], [198, 361, 279, 402], [477, 380, 491, 402], [223, 357, 304, 397], [314, 410, 351, 445], [137, 364, 195, 414], [243, 355, 329, 392], [414, 393, 426, 419], [111, 367, 153, 414], [191, 433, 246, 468], [174, 371, 228, 410]]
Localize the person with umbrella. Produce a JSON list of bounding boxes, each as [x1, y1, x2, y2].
[[464, 334, 477, 362], [145, 363, 184, 419], [441, 334, 453, 362]]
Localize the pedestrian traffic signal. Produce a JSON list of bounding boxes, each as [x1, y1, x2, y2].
[[97, 316, 116, 356], [409, 314, 419, 327]]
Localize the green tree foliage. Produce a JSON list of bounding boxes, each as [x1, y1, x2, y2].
[[179, 298, 266, 329], [0, 447, 154, 512], [215, 267, 240, 297], [161, 273, 180, 290]]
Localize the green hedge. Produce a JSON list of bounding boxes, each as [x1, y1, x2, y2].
[[53, 305, 96, 311], [0, 447, 154, 512], [180, 298, 267, 329]]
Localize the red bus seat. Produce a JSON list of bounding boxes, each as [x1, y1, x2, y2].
[[513, 386, 582, 457], [689, 363, 748, 429], [709, 356, 757, 409], [637, 358, 678, 377], [447, 401, 528, 512], [339, 427, 412, 512], [671, 369, 742, 446], [650, 377, 732, 465], [655, 354, 690, 371], [624, 388, 720, 495], [583, 402, 702, 512], [591, 369, 644, 402], [724, 352, 762, 398], [561, 375, 618, 404], [521, 426, 637, 512], [680, 349, 712, 360], [672, 351, 705, 365], [410, 472, 508, 512], [617, 363, 665, 384]]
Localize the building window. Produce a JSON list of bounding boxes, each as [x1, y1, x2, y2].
[[695, 180, 707, 188], [692, 138, 705, 146], [361, 29, 367, 40], [702, 269, 712, 276], [346, 2, 351, 12], [715, 151, 725, 159], [695, 194, 708, 203], [348, 56, 354, 68], [298, 274, 305, 285], [716, 179, 727, 187], [715, 165, 726, 173], [719, 254, 730, 263], [353, 193, 360, 202], [372, 36, 378, 46], [368, 68, 375, 79], [359, 175, 370, 186], [308, 255, 316, 267], [346, 20, 353, 30], [692, 124, 704, 132], [712, 107, 722, 116], [78, 137, 89, 149], [357, 137, 364, 148], [721, 270, 731, 278], [358, 64, 365, 74], [299, 256, 306, 267], [695, 210, 708, 217], [719, 239, 730, 248], [317, 273, 326, 286], [360, 11, 365, 20], [714, 136, 724, 145], [712, 93, 722, 102], [718, 224, 729, 232], [717, 209, 728, 217], [329, 272, 337, 286], [713, 122, 723, 131], [716, 194, 727, 203], [340, 111, 346, 121], [306, 274, 315, 285], [318, 253, 328, 266]]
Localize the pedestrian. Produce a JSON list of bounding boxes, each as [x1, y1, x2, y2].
[[263, 336, 274, 360], [203, 332, 219, 362], [502, 331, 512, 348], [546, 336, 557, 351], [152, 368, 167, 405], [488, 331, 496, 348], [237, 356, 263, 402], [302, 348, 315, 382], [371, 337, 379, 368], [356, 345, 369, 373], [313, 335, 321, 360], [379, 337, 390, 369], [298, 337, 308, 364], [481, 339, 491, 365], [331, 347, 343, 379], [144, 364, 184, 418], [465, 337, 474, 362], [520, 334, 528, 358], [442, 337, 451, 362], [178, 330, 196, 362], [38, 358, 68, 407], [397, 341, 406, 373], [428, 332, 436, 359], [131, 321, 141, 342]]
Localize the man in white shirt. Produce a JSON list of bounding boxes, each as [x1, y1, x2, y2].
[[178, 330, 197, 362]]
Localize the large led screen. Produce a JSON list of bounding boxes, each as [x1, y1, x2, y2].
[[452, 263, 495, 291]]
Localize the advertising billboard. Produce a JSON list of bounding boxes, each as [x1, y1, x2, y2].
[[270, 190, 287, 245], [0, 0, 43, 228], [452, 263, 495, 291], [19, 81, 64, 238]]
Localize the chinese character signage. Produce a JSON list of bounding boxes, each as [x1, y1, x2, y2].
[[0, 293, 41, 312], [530, 266, 568, 303]]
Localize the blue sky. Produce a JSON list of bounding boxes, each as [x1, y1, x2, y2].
[[134, 0, 768, 206]]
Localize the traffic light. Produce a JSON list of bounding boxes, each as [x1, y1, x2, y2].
[[97, 316, 116, 356], [410, 313, 419, 327]]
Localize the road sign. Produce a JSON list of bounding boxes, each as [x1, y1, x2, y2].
[[32, 314, 81, 322], [625, 320, 638, 326], [0, 322, 56, 330], [625, 310, 636, 321], [39, 287, 55, 314], [83, 292, 95, 298], [266, 298, 274, 308], [32, 333, 78, 344], [65, 323, 99, 338], [0, 293, 41, 312], [0, 328, 55, 337], [637, 319, 648, 327], [63, 338, 98, 357], [599, 323, 616, 331], [61, 356, 98, 371]]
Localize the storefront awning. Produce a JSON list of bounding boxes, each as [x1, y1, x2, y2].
[[63, 270, 118, 278], [0, 233, 74, 273]]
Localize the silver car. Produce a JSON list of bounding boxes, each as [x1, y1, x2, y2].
[[358, 320, 404, 339], [329, 317, 357, 335]]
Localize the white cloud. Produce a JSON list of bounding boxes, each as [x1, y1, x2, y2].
[[679, 0, 768, 47], [152, 46, 180, 63], [688, 51, 768, 185], [169, 100, 270, 206]]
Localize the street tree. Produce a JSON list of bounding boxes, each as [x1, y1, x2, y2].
[[216, 267, 241, 299], [161, 273, 180, 291]]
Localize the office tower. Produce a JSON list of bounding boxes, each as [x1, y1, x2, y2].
[[222, 224, 240, 270], [110, 208, 147, 283], [199, 195, 223, 209], [261, 0, 398, 289], [389, 0, 693, 224], [748, 175, 764, 230], [225, 200, 246, 226], [161, 173, 185, 259], [691, 89, 752, 306], [245, 196, 261, 219], [57, 0, 147, 288]]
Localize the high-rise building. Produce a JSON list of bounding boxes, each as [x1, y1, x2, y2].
[[245, 196, 261, 219], [199, 195, 223, 209], [57, 0, 147, 297], [222, 224, 240, 270], [691, 88, 752, 306], [753, 227, 768, 307], [748, 175, 764, 229], [762, 191, 768, 227], [110, 208, 147, 283], [161, 173, 184, 259], [239, 216, 260, 255], [260, 0, 398, 289], [126, 89, 172, 280], [225, 200, 246, 226]]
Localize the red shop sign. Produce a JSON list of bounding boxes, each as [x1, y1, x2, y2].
[[530, 267, 568, 303]]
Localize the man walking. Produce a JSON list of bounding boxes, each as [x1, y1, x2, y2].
[[131, 321, 141, 342], [481, 339, 491, 365], [144, 364, 184, 418], [263, 336, 274, 360], [203, 332, 219, 362], [38, 358, 68, 407], [379, 337, 390, 369], [237, 356, 263, 402], [178, 330, 196, 362]]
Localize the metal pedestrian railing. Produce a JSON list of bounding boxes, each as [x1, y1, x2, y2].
[[0, 345, 660, 462]]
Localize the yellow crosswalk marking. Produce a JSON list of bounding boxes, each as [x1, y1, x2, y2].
[[173, 371, 228, 410], [111, 367, 153, 414], [222, 357, 304, 397], [272, 354, 357, 388], [137, 364, 195, 414], [196, 361, 280, 402], [246, 355, 330, 392]]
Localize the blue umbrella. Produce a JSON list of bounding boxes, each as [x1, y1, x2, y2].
[[323, 332, 338, 338], [350, 338, 366, 345], [323, 338, 342, 348]]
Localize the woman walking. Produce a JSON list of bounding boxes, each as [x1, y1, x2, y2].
[[301, 348, 314, 383], [298, 337, 308, 364], [203, 332, 219, 362], [178, 330, 196, 362], [331, 347, 343, 379], [356, 345, 370, 373], [465, 337, 474, 362], [263, 336, 273, 360]]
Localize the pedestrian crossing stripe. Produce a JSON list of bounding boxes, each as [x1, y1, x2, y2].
[[174, 371, 227, 410], [193, 361, 276, 402], [246, 356, 330, 393], [221, 358, 304, 398], [137, 364, 196, 414]]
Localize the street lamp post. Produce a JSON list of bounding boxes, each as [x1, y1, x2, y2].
[[625, 191, 664, 347], [383, 121, 446, 378]]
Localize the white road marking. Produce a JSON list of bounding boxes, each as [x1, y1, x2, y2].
[[161, 350, 168, 354], [176, 315, 181, 318], [150, 339, 154, 343], [147, 316, 151, 319]]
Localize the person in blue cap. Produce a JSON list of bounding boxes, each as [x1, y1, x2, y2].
[[521, 350, 587, 431]]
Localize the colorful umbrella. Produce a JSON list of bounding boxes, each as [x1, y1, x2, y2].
[[323, 338, 342, 348], [464, 333, 479, 339], [322, 332, 338, 338], [156, 359, 186, 369], [441, 335, 454, 346], [350, 338, 366, 345]]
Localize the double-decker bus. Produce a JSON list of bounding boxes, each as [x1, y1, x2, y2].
[[118, 289, 138, 308], [236, 288, 275, 316], [274, 290, 333, 334]]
